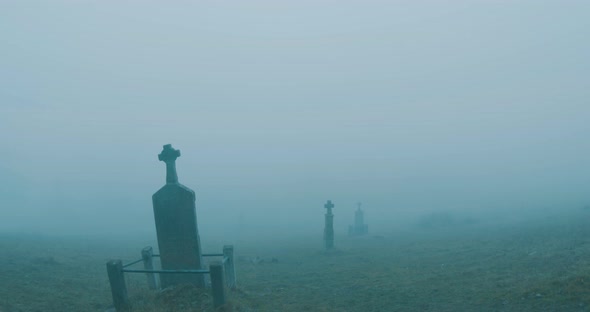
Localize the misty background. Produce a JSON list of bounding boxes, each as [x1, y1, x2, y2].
[[1, 1, 589, 241]]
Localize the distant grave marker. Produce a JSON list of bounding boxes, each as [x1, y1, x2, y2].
[[152, 144, 205, 287], [348, 202, 368, 236], [324, 200, 335, 250]]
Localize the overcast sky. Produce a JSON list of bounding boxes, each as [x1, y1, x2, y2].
[[1, 0, 589, 237]]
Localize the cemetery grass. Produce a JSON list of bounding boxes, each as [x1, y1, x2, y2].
[[2, 212, 590, 311]]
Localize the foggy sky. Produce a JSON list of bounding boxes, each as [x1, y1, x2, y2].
[[1, 0, 589, 237]]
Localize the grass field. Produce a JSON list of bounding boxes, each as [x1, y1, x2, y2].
[[2, 210, 590, 312]]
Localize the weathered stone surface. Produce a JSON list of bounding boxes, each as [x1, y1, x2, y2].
[[152, 144, 204, 287]]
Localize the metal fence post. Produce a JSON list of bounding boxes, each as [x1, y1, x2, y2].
[[106, 259, 130, 311], [141, 246, 159, 290], [223, 245, 236, 289], [209, 261, 226, 308]]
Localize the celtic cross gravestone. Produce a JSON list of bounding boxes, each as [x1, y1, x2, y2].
[[152, 144, 205, 287]]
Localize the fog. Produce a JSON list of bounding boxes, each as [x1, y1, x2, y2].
[[1, 1, 589, 240]]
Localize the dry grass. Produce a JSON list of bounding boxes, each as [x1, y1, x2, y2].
[[2, 211, 590, 311]]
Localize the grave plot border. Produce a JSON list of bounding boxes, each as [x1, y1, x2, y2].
[[106, 245, 236, 311]]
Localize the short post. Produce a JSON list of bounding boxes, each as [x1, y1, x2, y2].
[[141, 246, 158, 290], [209, 261, 226, 308], [106, 260, 130, 311], [223, 245, 236, 289]]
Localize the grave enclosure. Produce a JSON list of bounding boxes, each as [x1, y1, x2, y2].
[[106, 144, 236, 311]]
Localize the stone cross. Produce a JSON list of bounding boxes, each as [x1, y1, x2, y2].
[[152, 144, 205, 287], [354, 202, 365, 229], [158, 144, 180, 184], [325, 200, 334, 215], [349, 201, 368, 236], [324, 200, 335, 250]]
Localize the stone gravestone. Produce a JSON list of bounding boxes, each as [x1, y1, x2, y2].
[[152, 144, 205, 287], [348, 202, 368, 236], [324, 200, 335, 250]]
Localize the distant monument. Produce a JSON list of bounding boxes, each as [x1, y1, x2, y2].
[[152, 144, 205, 287], [324, 200, 335, 250], [348, 202, 368, 236]]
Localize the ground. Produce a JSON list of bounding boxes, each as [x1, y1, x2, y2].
[[1, 211, 590, 312]]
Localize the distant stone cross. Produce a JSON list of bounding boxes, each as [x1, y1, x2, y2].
[[349, 201, 368, 236], [325, 200, 334, 215], [323, 200, 335, 250], [158, 144, 180, 184]]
